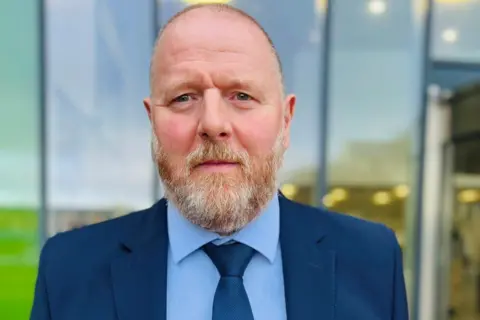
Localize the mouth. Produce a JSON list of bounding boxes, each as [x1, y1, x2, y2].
[[194, 160, 240, 172]]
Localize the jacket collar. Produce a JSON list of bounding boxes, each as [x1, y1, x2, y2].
[[279, 196, 336, 320], [111, 199, 168, 320], [111, 197, 336, 320]]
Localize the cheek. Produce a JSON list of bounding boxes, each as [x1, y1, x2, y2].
[[235, 111, 282, 155], [153, 113, 197, 155]]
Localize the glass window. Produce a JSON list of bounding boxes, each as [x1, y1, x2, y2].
[[45, 0, 155, 234], [433, 71, 480, 320], [325, 0, 426, 305], [432, 0, 480, 62], [158, 0, 324, 205], [0, 1, 41, 319]]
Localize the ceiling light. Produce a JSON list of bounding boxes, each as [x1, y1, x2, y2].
[[368, 0, 387, 15], [316, 0, 327, 14], [394, 185, 410, 198], [442, 28, 458, 43], [281, 184, 298, 199], [373, 191, 391, 205], [331, 188, 348, 201], [457, 189, 479, 203], [322, 194, 335, 208]]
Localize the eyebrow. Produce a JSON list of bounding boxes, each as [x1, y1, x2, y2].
[[153, 71, 205, 100], [217, 77, 258, 92], [155, 71, 265, 100]]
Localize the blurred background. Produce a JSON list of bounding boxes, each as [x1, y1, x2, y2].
[[0, 0, 479, 319]]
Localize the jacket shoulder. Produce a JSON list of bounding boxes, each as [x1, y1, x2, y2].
[[40, 202, 162, 269], [281, 198, 399, 257]]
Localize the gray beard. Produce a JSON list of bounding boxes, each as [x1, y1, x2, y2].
[[151, 129, 284, 235]]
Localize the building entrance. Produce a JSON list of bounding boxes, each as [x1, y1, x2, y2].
[[442, 83, 480, 320]]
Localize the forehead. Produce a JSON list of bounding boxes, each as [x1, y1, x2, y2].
[[153, 10, 279, 86]]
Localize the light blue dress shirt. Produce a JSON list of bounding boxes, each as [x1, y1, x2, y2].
[[166, 195, 286, 320]]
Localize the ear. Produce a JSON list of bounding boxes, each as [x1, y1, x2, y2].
[[282, 94, 296, 149], [143, 97, 153, 121]]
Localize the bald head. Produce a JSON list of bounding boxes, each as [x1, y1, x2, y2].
[[149, 4, 282, 93]]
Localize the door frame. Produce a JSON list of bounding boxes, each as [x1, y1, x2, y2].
[[419, 80, 480, 320], [418, 84, 452, 320]]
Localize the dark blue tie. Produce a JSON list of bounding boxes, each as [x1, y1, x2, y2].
[[203, 242, 255, 320]]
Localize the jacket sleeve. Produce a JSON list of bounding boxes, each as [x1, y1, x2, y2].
[[30, 238, 53, 320], [391, 231, 409, 320]]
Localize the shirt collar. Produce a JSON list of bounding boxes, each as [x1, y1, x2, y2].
[[167, 194, 280, 264]]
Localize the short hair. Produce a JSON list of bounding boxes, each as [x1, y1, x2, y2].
[[150, 3, 283, 88]]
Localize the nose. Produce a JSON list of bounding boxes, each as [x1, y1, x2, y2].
[[197, 89, 232, 141]]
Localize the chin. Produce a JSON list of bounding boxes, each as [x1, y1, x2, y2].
[[190, 171, 244, 185]]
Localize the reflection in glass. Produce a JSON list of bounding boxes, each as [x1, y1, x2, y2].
[[324, 0, 426, 308], [45, 0, 155, 234], [443, 83, 480, 320], [432, 0, 480, 62], [447, 160, 480, 320]]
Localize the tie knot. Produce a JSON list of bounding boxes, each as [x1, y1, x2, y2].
[[203, 242, 255, 277]]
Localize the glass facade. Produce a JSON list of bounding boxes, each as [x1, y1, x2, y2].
[[429, 71, 480, 320], [1, 0, 479, 319], [44, 0, 155, 234], [0, 1, 41, 319], [324, 0, 426, 309], [428, 2, 480, 319], [432, 0, 480, 62]]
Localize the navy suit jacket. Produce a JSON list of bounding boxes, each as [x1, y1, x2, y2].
[[30, 197, 409, 320]]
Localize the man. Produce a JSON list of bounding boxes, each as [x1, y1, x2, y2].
[[30, 4, 408, 320]]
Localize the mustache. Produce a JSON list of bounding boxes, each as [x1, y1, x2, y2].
[[186, 142, 249, 169]]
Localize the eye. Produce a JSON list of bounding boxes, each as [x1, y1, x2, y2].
[[172, 94, 191, 103], [234, 92, 252, 101]]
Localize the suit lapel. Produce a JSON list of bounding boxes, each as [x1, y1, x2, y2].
[[111, 199, 168, 320], [279, 197, 336, 320]]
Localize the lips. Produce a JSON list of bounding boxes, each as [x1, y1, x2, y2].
[[191, 159, 240, 170], [200, 160, 237, 165]]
